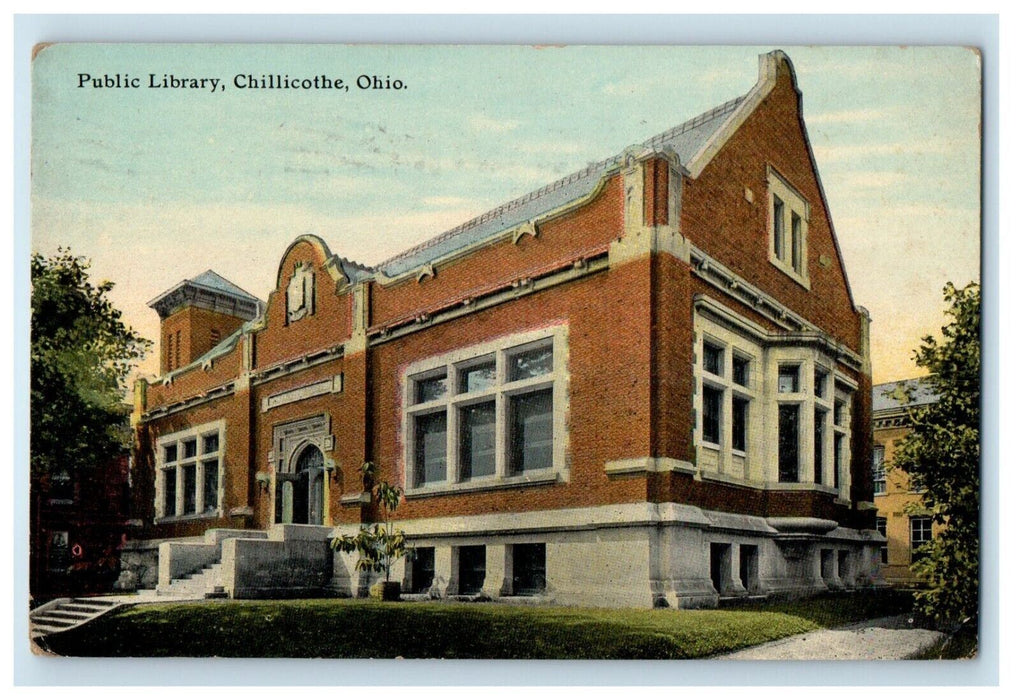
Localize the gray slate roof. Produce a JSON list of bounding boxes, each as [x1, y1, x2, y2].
[[873, 378, 939, 413], [376, 93, 747, 278], [187, 270, 261, 304]]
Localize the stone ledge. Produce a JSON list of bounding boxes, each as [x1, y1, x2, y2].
[[404, 472, 561, 500], [604, 457, 695, 475], [340, 491, 372, 505]]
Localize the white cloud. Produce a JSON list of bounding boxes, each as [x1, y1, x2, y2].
[[805, 108, 889, 125], [518, 141, 585, 156], [693, 67, 744, 85], [466, 114, 521, 133], [812, 139, 959, 161], [421, 195, 475, 208], [824, 170, 912, 191]]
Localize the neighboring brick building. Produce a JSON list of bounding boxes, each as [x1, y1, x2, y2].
[[126, 51, 882, 608], [872, 378, 939, 586], [30, 408, 132, 602]]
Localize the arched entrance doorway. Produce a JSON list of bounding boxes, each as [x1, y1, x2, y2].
[[275, 444, 325, 525]]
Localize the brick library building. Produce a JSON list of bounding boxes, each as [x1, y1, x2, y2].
[[123, 51, 883, 608]]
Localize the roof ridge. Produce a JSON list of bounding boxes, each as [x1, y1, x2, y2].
[[375, 92, 747, 272], [641, 93, 746, 148], [190, 269, 262, 302]]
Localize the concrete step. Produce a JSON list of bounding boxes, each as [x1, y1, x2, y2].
[[160, 561, 225, 597], [30, 596, 124, 638], [31, 615, 76, 628], [69, 597, 118, 607], [37, 610, 93, 622], [63, 603, 115, 614]]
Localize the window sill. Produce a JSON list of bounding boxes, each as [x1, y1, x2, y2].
[[764, 481, 839, 495], [155, 512, 222, 524], [405, 471, 563, 499], [694, 471, 840, 496], [769, 256, 811, 290]]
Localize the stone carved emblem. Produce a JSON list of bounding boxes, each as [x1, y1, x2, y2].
[[287, 262, 315, 323]]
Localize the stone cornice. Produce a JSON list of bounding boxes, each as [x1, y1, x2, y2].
[[142, 381, 236, 420], [690, 247, 863, 372], [367, 245, 611, 346], [250, 344, 346, 387], [148, 282, 260, 321]]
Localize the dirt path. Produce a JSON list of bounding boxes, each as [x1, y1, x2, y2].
[[715, 614, 946, 660]]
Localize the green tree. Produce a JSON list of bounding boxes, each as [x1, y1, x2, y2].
[[330, 462, 411, 598], [31, 250, 152, 479], [893, 282, 980, 628]]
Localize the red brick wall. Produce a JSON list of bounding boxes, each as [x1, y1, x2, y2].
[[250, 356, 367, 528], [680, 60, 861, 353], [644, 156, 670, 227], [368, 258, 653, 521], [650, 251, 695, 462], [369, 176, 624, 326], [147, 341, 243, 407], [133, 391, 252, 539], [254, 238, 354, 369], [159, 307, 247, 374]]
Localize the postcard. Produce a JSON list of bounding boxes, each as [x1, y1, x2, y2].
[[28, 43, 981, 662]]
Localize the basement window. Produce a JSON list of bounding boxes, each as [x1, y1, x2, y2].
[[511, 543, 546, 596], [409, 547, 435, 595], [458, 545, 486, 596]]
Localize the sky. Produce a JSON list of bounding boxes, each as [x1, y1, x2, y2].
[[30, 44, 982, 384]]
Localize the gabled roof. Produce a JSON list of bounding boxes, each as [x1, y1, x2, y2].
[[873, 378, 939, 413], [376, 93, 748, 279]]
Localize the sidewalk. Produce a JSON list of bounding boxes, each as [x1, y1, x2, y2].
[[715, 614, 946, 660]]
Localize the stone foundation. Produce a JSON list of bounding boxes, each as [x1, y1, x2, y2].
[[331, 502, 885, 608], [133, 502, 883, 606]]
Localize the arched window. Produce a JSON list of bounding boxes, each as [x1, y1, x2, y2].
[[295, 445, 324, 473]]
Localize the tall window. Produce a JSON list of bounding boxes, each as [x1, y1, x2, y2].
[[772, 196, 785, 259], [404, 329, 565, 491], [768, 169, 809, 285], [695, 309, 854, 491], [832, 388, 851, 493], [156, 420, 224, 519], [694, 326, 759, 480], [49, 468, 74, 503], [508, 389, 553, 474], [910, 516, 933, 563], [814, 407, 826, 484], [414, 411, 447, 486], [47, 531, 70, 573], [702, 385, 722, 445], [872, 444, 887, 495], [732, 396, 748, 452], [778, 404, 800, 482], [876, 516, 888, 564]]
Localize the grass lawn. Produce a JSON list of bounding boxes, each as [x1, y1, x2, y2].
[[40, 590, 912, 659]]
